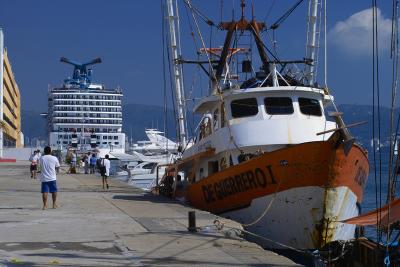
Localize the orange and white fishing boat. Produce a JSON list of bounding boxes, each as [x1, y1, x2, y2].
[[163, 0, 369, 250]]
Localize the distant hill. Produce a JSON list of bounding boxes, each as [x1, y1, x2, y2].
[[21, 103, 178, 145], [21, 103, 396, 148], [338, 104, 396, 149], [122, 103, 177, 141]]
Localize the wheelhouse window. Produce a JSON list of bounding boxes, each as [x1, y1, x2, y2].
[[230, 98, 258, 118], [264, 97, 294, 115], [298, 98, 322, 116]]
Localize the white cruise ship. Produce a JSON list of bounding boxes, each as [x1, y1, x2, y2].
[[47, 57, 125, 156]]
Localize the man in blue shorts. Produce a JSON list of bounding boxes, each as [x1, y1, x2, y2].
[[39, 146, 60, 210]]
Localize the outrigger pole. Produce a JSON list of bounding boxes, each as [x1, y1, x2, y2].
[[166, 0, 187, 149], [304, 0, 320, 86]]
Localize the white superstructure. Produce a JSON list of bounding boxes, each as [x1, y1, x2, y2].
[[47, 58, 125, 156], [130, 129, 178, 155]]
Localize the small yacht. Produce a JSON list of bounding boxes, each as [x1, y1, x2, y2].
[[130, 129, 178, 155], [122, 160, 171, 191]]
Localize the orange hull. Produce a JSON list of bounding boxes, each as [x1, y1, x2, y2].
[[186, 138, 369, 215]]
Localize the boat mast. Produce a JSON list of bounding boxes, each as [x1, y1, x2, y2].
[[304, 0, 320, 86], [214, 1, 269, 90], [166, 0, 187, 148]]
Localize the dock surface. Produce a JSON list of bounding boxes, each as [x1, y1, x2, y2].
[[0, 161, 302, 266]]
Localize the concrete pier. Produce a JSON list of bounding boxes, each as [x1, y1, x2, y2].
[[0, 161, 302, 266]]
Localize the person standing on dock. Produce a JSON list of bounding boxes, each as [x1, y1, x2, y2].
[[83, 152, 90, 174], [101, 154, 110, 190], [29, 150, 39, 179], [69, 151, 77, 174], [36, 149, 42, 174], [39, 146, 60, 210], [89, 154, 97, 174]]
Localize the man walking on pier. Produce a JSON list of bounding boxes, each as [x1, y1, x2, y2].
[[39, 146, 60, 209], [101, 154, 110, 190]]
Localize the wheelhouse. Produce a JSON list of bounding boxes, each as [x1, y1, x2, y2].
[[194, 86, 334, 142]]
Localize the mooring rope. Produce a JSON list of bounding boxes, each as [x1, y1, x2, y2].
[[242, 163, 287, 227]]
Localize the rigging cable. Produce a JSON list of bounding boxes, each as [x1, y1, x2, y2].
[[183, 2, 200, 53], [375, 3, 383, 240], [386, 0, 400, 251], [162, 0, 170, 155], [262, 0, 276, 23], [388, 12, 400, 251], [389, 0, 400, 200], [182, 0, 219, 29], [389, 2, 398, 197], [371, 0, 382, 242], [242, 163, 287, 227], [375, 0, 388, 245], [183, 1, 202, 139], [268, 0, 306, 30], [373, 0, 392, 253], [184, 0, 242, 153]]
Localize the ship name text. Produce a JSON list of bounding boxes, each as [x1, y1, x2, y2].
[[202, 165, 277, 203]]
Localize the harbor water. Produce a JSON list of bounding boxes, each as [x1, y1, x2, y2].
[[362, 147, 399, 242]]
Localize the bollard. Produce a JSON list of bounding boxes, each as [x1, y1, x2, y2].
[[188, 211, 197, 232]]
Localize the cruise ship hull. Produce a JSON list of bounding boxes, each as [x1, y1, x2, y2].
[[186, 138, 369, 249]]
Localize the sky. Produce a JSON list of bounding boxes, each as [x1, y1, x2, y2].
[[0, 0, 395, 112]]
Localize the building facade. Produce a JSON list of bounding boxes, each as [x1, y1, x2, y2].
[[0, 29, 23, 155]]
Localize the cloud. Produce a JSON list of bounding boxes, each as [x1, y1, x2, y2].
[[329, 8, 392, 56]]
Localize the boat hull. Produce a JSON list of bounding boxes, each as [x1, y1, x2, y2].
[[223, 186, 358, 249], [186, 137, 369, 249]]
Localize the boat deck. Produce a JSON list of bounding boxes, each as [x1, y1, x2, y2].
[[0, 161, 302, 266]]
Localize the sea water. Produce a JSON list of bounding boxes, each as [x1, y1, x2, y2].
[[362, 148, 399, 243]]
